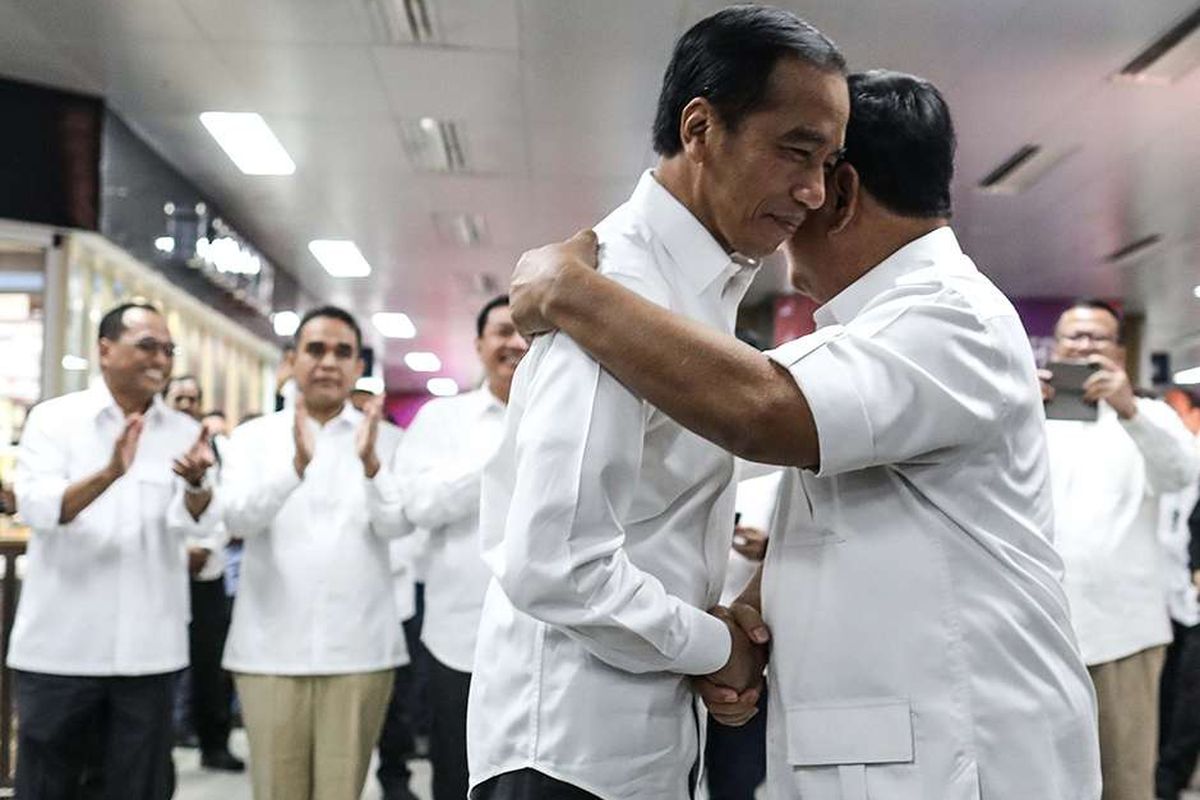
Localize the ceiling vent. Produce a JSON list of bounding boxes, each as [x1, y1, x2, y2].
[[1105, 234, 1163, 265], [433, 212, 488, 248], [399, 118, 467, 173], [1113, 5, 1200, 85], [977, 143, 1078, 195], [365, 0, 437, 45]]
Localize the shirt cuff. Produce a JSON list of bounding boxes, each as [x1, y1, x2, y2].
[[767, 337, 874, 478], [673, 605, 733, 676]]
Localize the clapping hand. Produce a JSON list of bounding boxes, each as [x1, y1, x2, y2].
[[107, 414, 145, 480], [293, 400, 315, 478], [173, 426, 215, 487], [356, 396, 383, 478]]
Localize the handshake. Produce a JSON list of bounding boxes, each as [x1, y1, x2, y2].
[[695, 600, 769, 726]]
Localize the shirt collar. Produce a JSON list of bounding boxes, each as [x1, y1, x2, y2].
[[630, 170, 758, 295], [85, 379, 167, 423], [813, 226, 967, 328]]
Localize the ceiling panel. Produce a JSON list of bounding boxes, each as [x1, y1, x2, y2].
[[434, 0, 520, 50], [178, 0, 373, 45], [10, 0, 204, 44], [372, 46, 523, 126], [217, 44, 392, 117]]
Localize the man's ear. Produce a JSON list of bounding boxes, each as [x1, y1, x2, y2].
[[679, 97, 716, 163], [828, 162, 860, 236]]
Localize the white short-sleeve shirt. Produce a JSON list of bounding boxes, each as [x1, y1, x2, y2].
[[761, 227, 1101, 800]]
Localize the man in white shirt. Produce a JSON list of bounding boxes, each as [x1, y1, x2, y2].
[[10, 302, 219, 800], [393, 295, 528, 800], [506, 70, 1103, 799], [1156, 387, 1200, 800], [219, 306, 410, 800], [468, 9, 848, 799], [1041, 302, 1199, 800], [163, 375, 244, 773]]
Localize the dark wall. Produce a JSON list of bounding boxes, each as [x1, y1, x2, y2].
[[0, 78, 102, 230]]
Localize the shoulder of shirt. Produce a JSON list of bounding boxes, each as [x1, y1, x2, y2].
[[593, 209, 673, 306], [411, 389, 482, 421], [229, 409, 287, 442], [857, 261, 1016, 337]]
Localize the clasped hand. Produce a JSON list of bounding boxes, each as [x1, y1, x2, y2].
[[694, 602, 770, 727]]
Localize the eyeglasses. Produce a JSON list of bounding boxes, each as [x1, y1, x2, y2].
[[1056, 332, 1117, 345], [302, 341, 357, 361], [131, 337, 177, 358]]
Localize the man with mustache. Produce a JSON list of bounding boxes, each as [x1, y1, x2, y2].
[[507, 70, 1102, 799], [467, 7, 848, 799]]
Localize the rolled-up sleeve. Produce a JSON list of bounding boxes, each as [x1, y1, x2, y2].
[[767, 298, 1008, 477], [492, 289, 732, 677], [13, 403, 71, 532]]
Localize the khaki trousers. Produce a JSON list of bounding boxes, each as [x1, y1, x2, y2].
[[235, 670, 393, 800], [1088, 644, 1167, 800]]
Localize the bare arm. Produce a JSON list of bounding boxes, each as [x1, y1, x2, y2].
[[512, 233, 819, 467], [60, 414, 144, 524]]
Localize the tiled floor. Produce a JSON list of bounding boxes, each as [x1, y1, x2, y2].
[[174, 730, 433, 800]]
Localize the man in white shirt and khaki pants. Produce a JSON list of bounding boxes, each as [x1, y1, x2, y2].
[[10, 302, 219, 800], [468, 8, 849, 799], [219, 306, 410, 800], [505, 71, 1104, 799]]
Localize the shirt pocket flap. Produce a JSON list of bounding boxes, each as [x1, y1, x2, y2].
[[786, 697, 914, 766]]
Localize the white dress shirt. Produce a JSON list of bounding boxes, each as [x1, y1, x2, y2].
[[468, 171, 758, 799], [9, 383, 221, 676], [376, 421, 417, 623], [720, 471, 783, 606], [192, 432, 230, 583], [761, 228, 1101, 800], [393, 387, 506, 672], [1048, 400, 1200, 663], [220, 404, 410, 675], [1159, 438, 1200, 627]]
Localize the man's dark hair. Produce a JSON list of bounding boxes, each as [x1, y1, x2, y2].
[[295, 305, 363, 352], [164, 374, 202, 401], [98, 302, 160, 342], [843, 70, 955, 218], [1065, 297, 1125, 343], [202, 410, 226, 421], [652, 5, 845, 156], [476, 295, 510, 338]]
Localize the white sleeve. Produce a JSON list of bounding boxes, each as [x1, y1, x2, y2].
[[394, 403, 484, 531], [13, 402, 71, 532], [490, 294, 731, 677], [218, 423, 302, 539], [1122, 399, 1200, 495]]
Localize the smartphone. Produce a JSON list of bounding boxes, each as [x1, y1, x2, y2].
[[1044, 361, 1101, 421]]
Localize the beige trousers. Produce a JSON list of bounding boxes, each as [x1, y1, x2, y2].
[[1088, 644, 1167, 800], [235, 670, 394, 800]]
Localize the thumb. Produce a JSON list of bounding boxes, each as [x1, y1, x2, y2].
[[731, 602, 770, 645]]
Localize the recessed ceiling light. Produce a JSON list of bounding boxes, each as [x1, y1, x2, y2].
[[978, 143, 1079, 195], [1105, 234, 1163, 264], [309, 240, 372, 278], [404, 352, 442, 372], [154, 236, 175, 254], [61, 354, 89, 371], [272, 310, 300, 336], [372, 312, 416, 339], [199, 112, 296, 176], [1174, 366, 1200, 385], [1193, 284, 1200, 299], [433, 212, 488, 248], [399, 118, 467, 173], [1113, 6, 1200, 86], [427, 377, 459, 397]]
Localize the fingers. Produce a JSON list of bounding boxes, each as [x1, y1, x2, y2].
[[566, 229, 600, 265], [730, 602, 770, 645]]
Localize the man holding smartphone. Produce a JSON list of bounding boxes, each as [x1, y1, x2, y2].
[[1042, 300, 1200, 800]]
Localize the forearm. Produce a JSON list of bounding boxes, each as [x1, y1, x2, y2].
[[544, 264, 815, 466], [59, 466, 119, 524]]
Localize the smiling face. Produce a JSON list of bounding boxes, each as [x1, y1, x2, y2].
[[292, 315, 364, 414], [476, 303, 527, 400], [696, 57, 849, 258], [98, 307, 175, 407]]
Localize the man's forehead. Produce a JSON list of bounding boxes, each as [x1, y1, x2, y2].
[[298, 317, 357, 344], [759, 62, 849, 141], [1059, 307, 1118, 329], [121, 309, 170, 337]]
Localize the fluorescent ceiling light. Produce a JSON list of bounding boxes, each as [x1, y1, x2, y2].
[[372, 312, 416, 339], [61, 354, 89, 371], [154, 236, 175, 254], [1105, 234, 1162, 265], [427, 377, 459, 397], [404, 351, 442, 372], [309, 240, 372, 278], [978, 143, 1078, 195], [199, 112, 296, 176], [1193, 285, 1200, 299], [356, 375, 386, 394], [272, 310, 300, 337], [398, 118, 467, 173], [433, 211, 488, 247], [1174, 366, 1200, 385], [1113, 6, 1200, 85]]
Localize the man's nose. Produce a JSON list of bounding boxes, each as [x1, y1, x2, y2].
[[792, 169, 827, 211]]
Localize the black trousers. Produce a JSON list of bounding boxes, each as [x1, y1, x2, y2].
[[429, 654, 471, 800], [188, 576, 233, 755], [704, 688, 768, 800], [376, 660, 415, 795], [15, 670, 177, 800], [472, 768, 602, 799], [1157, 620, 1200, 798]]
